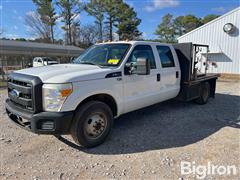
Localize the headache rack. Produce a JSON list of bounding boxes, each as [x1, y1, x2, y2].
[[173, 43, 220, 101], [173, 42, 214, 83]]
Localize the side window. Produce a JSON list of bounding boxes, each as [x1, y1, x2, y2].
[[127, 45, 156, 69], [38, 58, 42, 63], [157, 46, 175, 68]]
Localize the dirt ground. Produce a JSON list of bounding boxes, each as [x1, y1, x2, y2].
[[0, 80, 239, 180]]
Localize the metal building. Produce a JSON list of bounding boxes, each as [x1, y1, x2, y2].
[[178, 7, 240, 75], [0, 40, 84, 87], [0, 39, 84, 57]]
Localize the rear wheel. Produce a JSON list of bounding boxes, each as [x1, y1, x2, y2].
[[195, 82, 210, 105], [71, 101, 113, 148]]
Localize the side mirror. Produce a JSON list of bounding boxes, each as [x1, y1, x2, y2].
[[135, 57, 150, 75]]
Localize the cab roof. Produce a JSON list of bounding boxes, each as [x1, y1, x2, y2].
[[97, 41, 171, 46]]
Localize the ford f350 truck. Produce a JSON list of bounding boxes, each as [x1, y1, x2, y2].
[[5, 41, 219, 147]]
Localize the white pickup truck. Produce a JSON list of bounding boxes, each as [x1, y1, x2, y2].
[[32, 57, 59, 67], [5, 41, 219, 147]]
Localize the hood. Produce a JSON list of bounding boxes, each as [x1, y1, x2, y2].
[[16, 64, 113, 83]]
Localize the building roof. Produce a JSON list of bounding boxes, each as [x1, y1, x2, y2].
[[0, 40, 84, 57], [178, 7, 240, 40]]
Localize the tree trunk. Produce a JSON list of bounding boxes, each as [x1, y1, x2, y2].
[[51, 25, 54, 44], [68, 21, 72, 45], [109, 16, 113, 41], [99, 21, 103, 41]]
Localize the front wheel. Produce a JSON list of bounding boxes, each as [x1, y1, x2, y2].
[[195, 82, 210, 105], [71, 101, 113, 148]]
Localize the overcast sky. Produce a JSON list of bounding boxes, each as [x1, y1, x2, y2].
[[0, 0, 239, 40]]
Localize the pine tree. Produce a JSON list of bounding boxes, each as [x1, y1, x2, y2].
[[71, 21, 80, 45], [85, 0, 105, 41], [115, 2, 141, 40], [85, 0, 142, 41], [201, 14, 219, 24], [155, 14, 176, 43], [32, 0, 57, 43], [102, 0, 120, 41], [57, 0, 81, 45], [174, 16, 185, 37], [181, 15, 202, 33]]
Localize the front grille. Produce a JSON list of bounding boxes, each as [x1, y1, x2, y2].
[[8, 78, 34, 111], [7, 73, 43, 113]]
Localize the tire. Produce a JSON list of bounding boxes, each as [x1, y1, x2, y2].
[[195, 82, 210, 105], [71, 101, 113, 148]]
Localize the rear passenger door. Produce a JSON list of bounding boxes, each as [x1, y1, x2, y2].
[[156, 45, 180, 99], [122, 45, 161, 113]]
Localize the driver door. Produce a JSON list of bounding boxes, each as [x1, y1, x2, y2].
[[122, 45, 161, 113]]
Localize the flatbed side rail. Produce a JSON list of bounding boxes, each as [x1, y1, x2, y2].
[[183, 73, 220, 85], [177, 73, 220, 101]]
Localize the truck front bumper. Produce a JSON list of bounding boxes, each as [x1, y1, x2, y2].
[[5, 99, 74, 135]]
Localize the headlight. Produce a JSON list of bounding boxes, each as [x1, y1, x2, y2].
[[42, 83, 72, 112]]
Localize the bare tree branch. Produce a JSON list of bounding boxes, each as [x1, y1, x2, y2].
[[25, 11, 51, 42], [78, 24, 99, 47]]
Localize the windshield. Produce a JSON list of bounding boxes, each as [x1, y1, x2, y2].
[[73, 43, 130, 67]]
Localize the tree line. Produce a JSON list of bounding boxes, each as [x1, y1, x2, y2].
[[25, 0, 142, 47], [154, 14, 219, 43], [1, 0, 221, 47]]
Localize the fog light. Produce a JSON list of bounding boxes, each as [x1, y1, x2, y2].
[[40, 121, 55, 130]]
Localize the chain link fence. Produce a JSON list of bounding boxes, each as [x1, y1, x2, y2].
[[0, 56, 27, 88], [0, 55, 74, 88]]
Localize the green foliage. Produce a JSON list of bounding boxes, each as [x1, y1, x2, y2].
[[85, 0, 105, 41], [57, 0, 81, 45], [33, 0, 56, 26], [181, 14, 202, 32], [29, 1, 220, 44], [32, 0, 57, 43], [15, 38, 27, 41], [57, 0, 80, 26], [115, 2, 142, 40], [102, 0, 120, 41], [155, 14, 176, 43], [155, 13, 219, 43], [201, 14, 219, 24], [174, 15, 185, 36], [85, 0, 142, 41]]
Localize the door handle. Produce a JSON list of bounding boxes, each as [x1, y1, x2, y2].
[[176, 71, 179, 78], [157, 74, 161, 81]]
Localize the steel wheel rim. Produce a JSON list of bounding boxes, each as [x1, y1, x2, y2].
[[83, 112, 107, 139]]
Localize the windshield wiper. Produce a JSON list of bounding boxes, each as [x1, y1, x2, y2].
[[80, 62, 96, 65], [79, 62, 105, 68], [77, 61, 114, 68]]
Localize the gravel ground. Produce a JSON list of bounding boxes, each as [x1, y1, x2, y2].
[[0, 80, 239, 180]]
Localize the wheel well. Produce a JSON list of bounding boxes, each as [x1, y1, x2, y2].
[[77, 94, 118, 116]]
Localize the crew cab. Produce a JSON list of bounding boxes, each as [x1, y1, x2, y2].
[[5, 41, 219, 147]]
